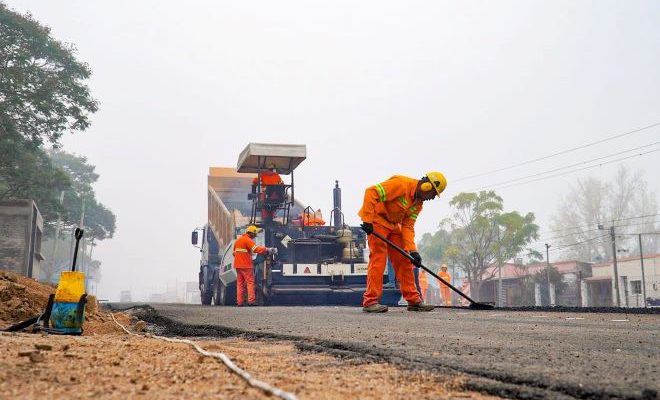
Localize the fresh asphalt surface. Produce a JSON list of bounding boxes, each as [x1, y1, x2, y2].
[[128, 304, 659, 399]]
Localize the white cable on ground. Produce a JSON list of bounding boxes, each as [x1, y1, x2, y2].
[[110, 313, 298, 400]]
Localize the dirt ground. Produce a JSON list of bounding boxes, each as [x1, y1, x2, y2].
[[0, 330, 500, 400], [0, 271, 499, 399]]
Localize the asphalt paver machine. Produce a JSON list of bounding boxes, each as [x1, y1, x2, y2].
[[192, 143, 400, 306]]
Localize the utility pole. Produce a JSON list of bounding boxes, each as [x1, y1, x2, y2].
[[638, 234, 647, 308], [49, 191, 65, 281], [545, 243, 551, 306], [610, 226, 621, 307], [496, 225, 502, 307]]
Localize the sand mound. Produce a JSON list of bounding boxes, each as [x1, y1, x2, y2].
[[0, 270, 133, 334], [0, 270, 54, 327]]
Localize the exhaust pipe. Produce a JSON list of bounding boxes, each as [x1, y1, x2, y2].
[[332, 180, 342, 227]]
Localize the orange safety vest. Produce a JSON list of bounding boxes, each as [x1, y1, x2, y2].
[[358, 175, 423, 251], [252, 171, 283, 186], [232, 234, 267, 269], [438, 270, 451, 287]]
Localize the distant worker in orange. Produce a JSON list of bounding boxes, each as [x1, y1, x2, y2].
[[438, 264, 452, 306], [359, 172, 447, 313], [252, 164, 284, 221], [419, 269, 429, 301], [233, 225, 276, 306]]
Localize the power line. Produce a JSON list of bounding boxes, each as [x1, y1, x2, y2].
[[453, 121, 660, 183], [613, 220, 660, 229], [467, 142, 658, 191], [541, 213, 660, 235], [528, 220, 659, 248], [547, 234, 609, 253], [472, 149, 659, 192]]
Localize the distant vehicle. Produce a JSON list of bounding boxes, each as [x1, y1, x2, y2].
[[647, 297, 660, 307], [120, 290, 132, 303], [191, 143, 398, 306]]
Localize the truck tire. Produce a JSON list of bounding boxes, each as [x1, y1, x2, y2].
[[214, 281, 236, 306], [200, 266, 213, 305]]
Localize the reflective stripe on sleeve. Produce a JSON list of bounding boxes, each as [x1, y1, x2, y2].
[[398, 197, 408, 207], [234, 249, 249, 253], [410, 213, 418, 220], [375, 184, 386, 202], [251, 245, 258, 252]]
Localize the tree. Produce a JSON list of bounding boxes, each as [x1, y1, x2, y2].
[[0, 4, 99, 228], [0, 4, 98, 147], [0, 133, 69, 224], [417, 229, 451, 266], [551, 166, 658, 261], [442, 191, 540, 301], [49, 149, 116, 241]]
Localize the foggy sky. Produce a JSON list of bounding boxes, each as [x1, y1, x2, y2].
[[8, 1, 660, 301]]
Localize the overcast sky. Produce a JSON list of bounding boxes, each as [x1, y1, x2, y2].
[[9, 1, 660, 301]]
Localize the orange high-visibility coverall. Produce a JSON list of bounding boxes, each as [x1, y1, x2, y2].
[[252, 171, 284, 220], [359, 176, 423, 307], [438, 270, 452, 305], [233, 233, 268, 305], [419, 270, 429, 300]]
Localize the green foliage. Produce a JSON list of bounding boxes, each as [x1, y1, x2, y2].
[[442, 191, 540, 300], [0, 5, 113, 241], [49, 149, 116, 241], [0, 132, 70, 225], [417, 229, 450, 264], [0, 3, 98, 146]]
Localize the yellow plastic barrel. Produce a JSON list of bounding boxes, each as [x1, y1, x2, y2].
[[54, 271, 86, 302], [51, 271, 86, 333]]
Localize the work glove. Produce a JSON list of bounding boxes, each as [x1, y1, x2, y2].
[[268, 247, 278, 255], [409, 251, 422, 266], [360, 222, 374, 234]]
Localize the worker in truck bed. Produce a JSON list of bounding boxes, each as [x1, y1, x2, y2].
[[359, 172, 447, 313], [252, 164, 284, 222], [233, 225, 277, 306]]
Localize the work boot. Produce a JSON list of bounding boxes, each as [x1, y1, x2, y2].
[[407, 302, 434, 312], [248, 303, 257, 307], [362, 303, 388, 313]]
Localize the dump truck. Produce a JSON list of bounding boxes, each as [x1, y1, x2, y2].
[[191, 143, 399, 306]]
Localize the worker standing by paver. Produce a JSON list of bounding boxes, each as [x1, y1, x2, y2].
[[233, 226, 276, 306], [438, 264, 452, 306], [359, 172, 447, 313]]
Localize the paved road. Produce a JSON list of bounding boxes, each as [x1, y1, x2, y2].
[[143, 304, 659, 399]]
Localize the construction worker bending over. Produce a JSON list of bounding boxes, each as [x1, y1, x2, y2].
[[233, 225, 277, 306], [359, 172, 447, 313], [438, 264, 452, 306]]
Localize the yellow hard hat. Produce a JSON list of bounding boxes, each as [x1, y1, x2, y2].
[[246, 225, 261, 234], [425, 171, 447, 196]]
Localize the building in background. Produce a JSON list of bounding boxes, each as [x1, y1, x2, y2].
[[477, 261, 593, 307], [588, 254, 660, 308], [0, 200, 43, 278]]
